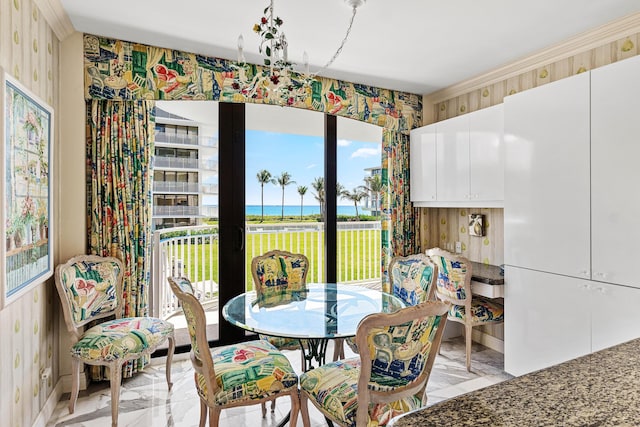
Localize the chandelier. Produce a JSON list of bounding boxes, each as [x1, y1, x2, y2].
[[236, 0, 366, 105]]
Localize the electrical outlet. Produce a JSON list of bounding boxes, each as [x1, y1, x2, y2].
[[455, 241, 462, 253]]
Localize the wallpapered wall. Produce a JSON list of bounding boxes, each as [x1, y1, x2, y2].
[[0, 1, 59, 426], [421, 208, 504, 266], [420, 29, 640, 266]]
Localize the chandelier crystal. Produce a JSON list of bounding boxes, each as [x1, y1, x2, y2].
[[236, 0, 365, 106]]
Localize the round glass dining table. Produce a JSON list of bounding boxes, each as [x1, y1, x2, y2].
[[222, 283, 406, 370]]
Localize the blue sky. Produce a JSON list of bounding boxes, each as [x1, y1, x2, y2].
[[245, 130, 381, 205]]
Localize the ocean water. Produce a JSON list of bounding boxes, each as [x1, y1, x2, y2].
[[246, 205, 358, 217]]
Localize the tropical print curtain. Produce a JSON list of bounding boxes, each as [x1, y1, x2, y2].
[[82, 34, 422, 290], [86, 99, 154, 379], [380, 129, 420, 292]]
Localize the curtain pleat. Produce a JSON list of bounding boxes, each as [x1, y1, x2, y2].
[[380, 128, 420, 292], [86, 99, 154, 379]]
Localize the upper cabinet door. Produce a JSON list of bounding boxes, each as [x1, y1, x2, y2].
[[591, 55, 640, 289], [469, 104, 504, 202], [410, 125, 437, 202], [436, 115, 470, 201], [504, 72, 591, 278]]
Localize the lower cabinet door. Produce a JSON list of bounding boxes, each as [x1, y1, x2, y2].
[[591, 282, 640, 352], [504, 266, 591, 376]]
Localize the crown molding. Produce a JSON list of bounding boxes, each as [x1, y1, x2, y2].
[[426, 12, 640, 104], [34, 0, 75, 41]]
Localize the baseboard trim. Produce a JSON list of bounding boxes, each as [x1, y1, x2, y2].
[[32, 380, 63, 427], [472, 329, 504, 354], [60, 370, 88, 394]]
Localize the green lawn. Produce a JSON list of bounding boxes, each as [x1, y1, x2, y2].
[[174, 229, 381, 290]]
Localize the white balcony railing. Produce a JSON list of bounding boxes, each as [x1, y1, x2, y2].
[[154, 156, 199, 169], [201, 206, 218, 218], [153, 181, 200, 193], [153, 205, 201, 216], [201, 184, 218, 194], [150, 221, 382, 320], [155, 133, 219, 148]]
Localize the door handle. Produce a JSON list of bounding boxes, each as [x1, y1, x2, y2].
[[237, 226, 245, 251]]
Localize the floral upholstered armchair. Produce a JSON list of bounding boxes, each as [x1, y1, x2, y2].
[[168, 276, 300, 427], [299, 301, 450, 426], [55, 255, 175, 427], [426, 248, 504, 372]]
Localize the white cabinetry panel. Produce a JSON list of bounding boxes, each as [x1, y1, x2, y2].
[[504, 266, 591, 377], [504, 73, 591, 279], [590, 282, 640, 352], [410, 125, 437, 202], [469, 104, 504, 202], [591, 55, 640, 289], [436, 115, 470, 202]]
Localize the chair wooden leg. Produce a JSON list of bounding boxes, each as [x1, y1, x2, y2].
[[290, 388, 300, 427], [261, 402, 267, 418], [165, 334, 175, 390], [199, 400, 207, 427], [332, 338, 344, 361], [68, 358, 81, 414], [209, 407, 221, 427], [109, 362, 123, 427], [300, 390, 311, 427], [465, 324, 473, 372]]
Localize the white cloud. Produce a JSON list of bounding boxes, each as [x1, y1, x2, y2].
[[337, 139, 352, 147], [351, 147, 381, 158], [306, 164, 317, 169]]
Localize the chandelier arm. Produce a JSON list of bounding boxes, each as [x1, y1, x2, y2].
[[310, 5, 358, 77]]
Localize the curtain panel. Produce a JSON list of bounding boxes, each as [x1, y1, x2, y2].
[[380, 129, 420, 292], [86, 99, 154, 379], [82, 34, 423, 288]]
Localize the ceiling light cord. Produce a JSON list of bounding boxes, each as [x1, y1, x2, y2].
[[311, 5, 359, 77]]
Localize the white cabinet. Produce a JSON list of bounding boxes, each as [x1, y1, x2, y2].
[[504, 72, 591, 279], [411, 104, 504, 207], [505, 266, 640, 376], [504, 266, 591, 376], [436, 115, 469, 201], [469, 104, 504, 202], [591, 55, 640, 289], [409, 125, 437, 202]]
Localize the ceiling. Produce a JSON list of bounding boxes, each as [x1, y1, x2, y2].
[[59, 0, 640, 95]]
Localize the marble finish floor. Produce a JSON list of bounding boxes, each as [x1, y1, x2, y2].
[[47, 337, 511, 427]]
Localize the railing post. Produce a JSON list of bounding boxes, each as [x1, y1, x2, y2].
[[150, 230, 161, 318]]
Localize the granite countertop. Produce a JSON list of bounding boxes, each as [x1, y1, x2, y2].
[[470, 261, 504, 285], [389, 338, 640, 426]]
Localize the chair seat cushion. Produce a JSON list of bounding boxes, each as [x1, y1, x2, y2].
[[450, 297, 504, 323], [300, 358, 423, 427], [71, 317, 174, 363], [196, 340, 298, 406]]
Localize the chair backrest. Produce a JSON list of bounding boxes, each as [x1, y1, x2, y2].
[[251, 250, 309, 299], [389, 254, 438, 306], [355, 301, 450, 426], [167, 276, 218, 402], [55, 255, 124, 337], [426, 248, 473, 305]]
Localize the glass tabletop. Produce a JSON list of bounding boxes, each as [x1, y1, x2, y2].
[[222, 283, 406, 340]]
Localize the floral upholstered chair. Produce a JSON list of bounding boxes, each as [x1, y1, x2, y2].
[[251, 250, 311, 354], [55, 255, 175, 427], [426, 248, 504, 372], [299, 301, 450, 427], [168, 276, 300, 427], [345, 253, 438, 355]]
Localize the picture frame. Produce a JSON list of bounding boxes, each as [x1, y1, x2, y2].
[[1, 68, 54, 308]]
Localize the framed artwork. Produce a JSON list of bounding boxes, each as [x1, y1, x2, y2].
[[1, 68, 54, 307]]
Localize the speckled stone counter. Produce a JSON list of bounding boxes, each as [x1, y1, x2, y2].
[[389, 338, 640, 426], [470, 261, 504, 285]]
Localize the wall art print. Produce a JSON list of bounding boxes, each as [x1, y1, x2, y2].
[[1, 68, 54, 307]]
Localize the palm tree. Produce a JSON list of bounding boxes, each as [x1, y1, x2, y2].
[[274, 172, 296, 221], [363, 174, 383, 216], [297, 186, 308, 220], [340, 186, 367, 220], [256, 169, 272, 223], [311, 177, 325, 216]]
